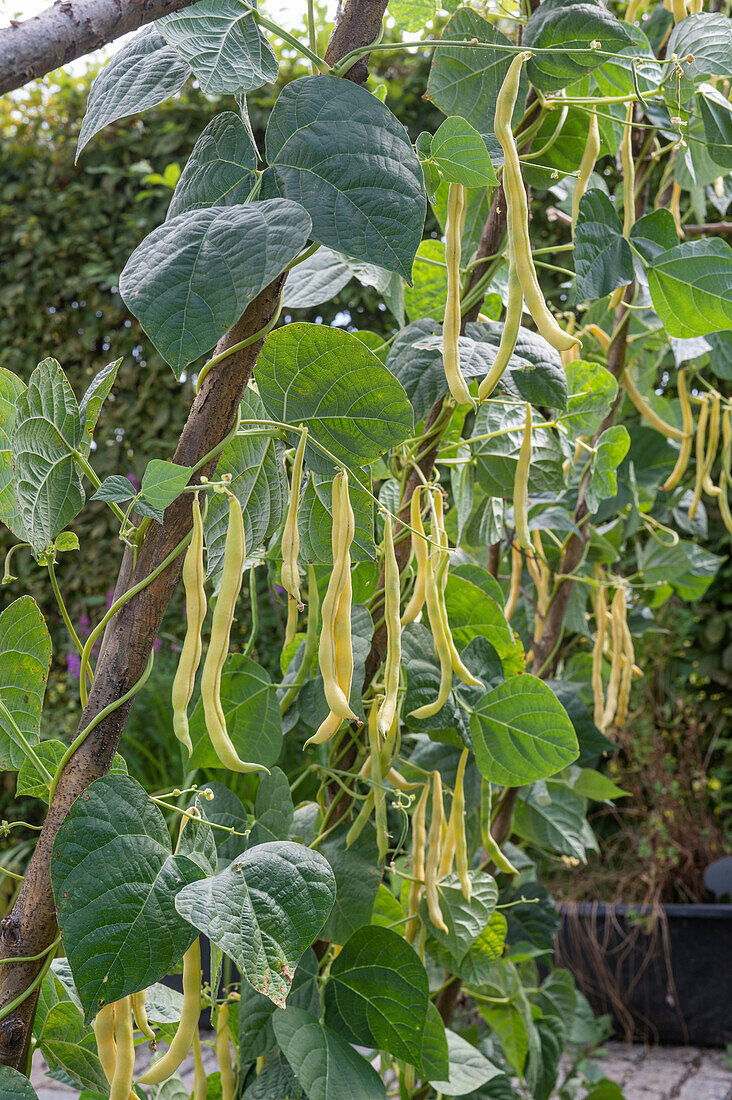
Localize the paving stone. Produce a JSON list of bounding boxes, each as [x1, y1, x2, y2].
[[678, 1078, 732, 1100]]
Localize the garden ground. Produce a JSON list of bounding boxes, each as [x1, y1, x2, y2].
[[32, 1041, 732, 1099]]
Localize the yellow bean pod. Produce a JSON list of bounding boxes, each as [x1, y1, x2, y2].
[[401, 487, 428, 625], [688, 396, 710, 521], [131, 989, 156, 1045], [94, 1002, 117, 1087], [592, 581, 608, 730], [452, 748, 472, 901], [216, 1003, 236, 1100], [110, 997, 134, 1100], [317, 472, 357, 723], [719, 408, 732, 534], [662, 369, 693, 492], [193, 1028, 207, 1100], [377, 515, 402, 738], [137, 940, 202, 1085], [480, 778, 518, 875], [702, 393, 721, 497], [572, 108, 601, 235], [405, 782, 429, 945], [478, 264, 523, 402], [424, 771, 448, 932], [282, 428, 308, 646], [495, 53, 578, 353], [622, 368, 685, 441], [172, 495, 207, 756], [601, 587, 625, 731], [443, 182, 474, 406], [621, 102, 636, 238], [201, 495, 266, 773], [408, 551, 454, 719], [514, 404, 532, 551], [504, 542, 522, 622]]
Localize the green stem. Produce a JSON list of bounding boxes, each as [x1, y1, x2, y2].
[[79, 531, 192, 707], [0, 937, 62, 966], [2, 542, 28, 584], [0, 937, 60, 1023], [249, 7, 327, 71], [47, 560, 84, 659], [306, 0, 318, 76], [50, 651, 155, 800], [195, 301, 283, 394], [242, 564, 259, 659], [287, 242, 320, 270]]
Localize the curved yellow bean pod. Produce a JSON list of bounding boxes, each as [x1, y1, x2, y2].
[[318, 472, 357, 722], [601, 587, 625, 731], [495, 54, 578, 353], [662, 369, 694, 492], [452, 748, 472, 901], [137, 940, 201, 1085], [172, 495, 207, 755], [444, 182, 474, 406], [622, 368, 685, 441], [504, 542, 522, 622], [424, 771, 448, 932], [572, 108, 601, 235], [621, 102, 636, 238], [377, 515, 402, 738], [94, 1002, 117, 1087], [110, 997, 134, 1100], [401, 487, 428, 625], [282, 428, 308, 645], [131, 989, 156, 1045], [592, 581, 608, 730], [405, 783, 429, 945], [688, 396, 710, 521], [514, 404, 532, 551], [192, 1028, 207, 1100]]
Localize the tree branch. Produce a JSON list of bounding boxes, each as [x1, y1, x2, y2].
[[0, 0, 200, 97], [0, 0, 388, 1068]]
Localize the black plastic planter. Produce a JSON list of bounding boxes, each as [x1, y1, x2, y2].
[[554, 901, 732, 1047]]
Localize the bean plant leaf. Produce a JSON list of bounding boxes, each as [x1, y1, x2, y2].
[[428, 1029, 503, 1097], [17, 741, 126, 803], [0, 368, 27, 538], [140, 459, 192, 512], [174, 840, 335, 1008], [389, 0, 435, 33], [317, 824, 380, 944], [188, 654, 283, 771], [699, 84, 732, 169], [419, 872, 498, 964], [76, 27, 191, 158], [426, 9, 524, 142], [430, 117, 498, 187], [77, 359, 121, 457], [0, 1066, 40, 1098], [51, 775, 207, 1021], [0, 596, 52, 770], [444, 575, 524, 678], [298, 472, 375, 563], [167, 112, 258, 220], [629, 209, 678, 263], [11, 359, 85, 556], [586, 426, 630, 513], [404, 240, 448, 323], [563, 360, 618, 438], [647, 238, 732, 338], [472, 401, 565, 496], [282, 248, 353, 309], [159, 0, 278, 94], [39, 1001, 108, 1095], [523, 0, 632, 93], [324, 925, 439, 1074], [471, 675, 579, 785], [513, 781, 588, 860], [91, 475, 137, 505], [119, 200, 311, 375], [266, 76, 426, 280], [256, 323, 413, 472], [574, 190, 633, 301], [273, 1007, 387, 1100], [466, 321, 568, 409], [666, 13, 732, 87]]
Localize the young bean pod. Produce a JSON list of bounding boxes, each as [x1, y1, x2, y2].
[[452, 748, 472, 901], [504, 542, 522, 622], [137, 939, 202, 1085], [495, 53, 578, 353], [443, 182, 474, 406], [514, 404, 532, 552], [571, 108, 601, 235], [282, 428, 308, 646], [405, 782, 429, 945], [478, 264, 523, 402], [201, 495, 267, 772], [688, 395, 710, 521], [480, 778, 518, 875], [216, 1003, 236, 1100], [719, 408, 732, 534], [110, 997, 134, 1100], [192, 1029, 207, 1100], [592, 580, 608, 730], [401, 487, 428, 626], [377, 514, 402, 739], [171, 494, 207, 756], [317, 472, 357, 723], [622, 367, 685, 441], [94, 1002, 117, 1087], [662, 369, 694, 492], [601, 587, 626, 731], [424, 771, 448, 932], [701, 393, 721, 498], [369, 696, 390, 862], [621, 102, 636, 238], [131, 989, 156, 1046]]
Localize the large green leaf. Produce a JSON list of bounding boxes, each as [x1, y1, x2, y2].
[[188, 654, 283, 770], [574, 190, 633, 302], [324, 925, 438, 1074], [317, 824, 380, 944], [0, 597, 52, 770], [426, 9, 522, 142], [471, 675, 578, 785], [159, 0, 278, 94], [51, 775, 207, 1021], [273, 1007, 387, 1100], [175, 840, 334, 1008], [389, 0, 435, 32], [563, 359, 618, 438], [298, 472, 375, 563], [12, 358, 85, 555], [636, 538, 723, 601], [77, 359, 120, 458], [419, 872, 498, 963], [428, 912, 508, 987], [403, 622, 472, 741], [248, 766, 295, 847], [76, 27, 191, 157], [466, 321, 568, 410], [647, 239, 732, 338], [699, 84, 732, 170], [39, 1001, 108, 1095], [255, 323, 413, 471], [238, 948, 319, 1061], [666, 13, 732, 87], [524, 0, 632, 93], [242, 1050, 305, 1099], [0, 1067, 39, 1099], [444, 575, 524, 678], [204, 390, 287, 582], [404, 239, 448, 322], [430, 117, 498, 188], [513, 781, 588, 860], [119, 200, 311, 374], [0, 368, 26, 538], [428, 1029, 503, 1097], [167, 112, 257, 220], [265, 76, 425, 280]]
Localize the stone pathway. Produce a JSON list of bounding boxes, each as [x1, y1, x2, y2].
[[31, 1042, 732, 1098]]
